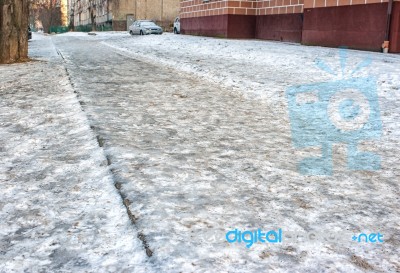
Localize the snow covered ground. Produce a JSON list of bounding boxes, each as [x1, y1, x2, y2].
[[0, 34, 151, 272], [52, 32, 399, 272], [96, 32, 400, 101], [1, 31, 399, 272]]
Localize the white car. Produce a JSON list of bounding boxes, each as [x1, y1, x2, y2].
[[129, 20, 163, 35], [173, 17, 180, 34]]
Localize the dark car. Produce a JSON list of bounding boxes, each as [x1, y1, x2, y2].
[[28, 26, 32, 40]]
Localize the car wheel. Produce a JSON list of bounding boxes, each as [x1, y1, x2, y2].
[[129, 30, 133, 35]]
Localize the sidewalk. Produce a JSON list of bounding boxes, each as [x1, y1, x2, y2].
[[1, 32, 399, 272], [0, 34, 150, 272], [53, 32, 400, 272]]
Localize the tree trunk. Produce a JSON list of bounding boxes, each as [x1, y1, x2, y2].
[[90, 6, 96, 31], [49, 0, 53, 33], [91, 12, 95, 31], [0, 0, 29, 64]]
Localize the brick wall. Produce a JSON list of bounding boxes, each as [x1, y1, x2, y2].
[[181, 0, 305, 18], [180, 0, 398, 18], [180, 0, 255, 18], [181, 0, 400, 52], [255, 0, 304, 42], [304, 0, 388, 8], [255, 0, 304, 15], [302, 2, 390, 51], [390, 1, 400, 52]]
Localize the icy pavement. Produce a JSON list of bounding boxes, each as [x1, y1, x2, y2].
[[97, 32, 400, 102], [0, 34, 150, 272], [49, 32, 400, 272]]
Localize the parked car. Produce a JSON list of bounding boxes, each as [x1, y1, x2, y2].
[[129, 20, 163, 35], [28, 26, 32, 40], [173, 17, 180, 34]]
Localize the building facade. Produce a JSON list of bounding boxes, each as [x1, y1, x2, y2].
[[180, 0, 400, 52], [70, 0, 179, 31]]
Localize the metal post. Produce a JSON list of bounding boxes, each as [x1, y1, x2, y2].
[[385, 0, 394, 41], [382, 0, 394, 52]]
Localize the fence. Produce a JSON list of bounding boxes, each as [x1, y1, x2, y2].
[[74, 24, 113, 32], [49, 24, 113, 33], [49, 26, 69, 34]]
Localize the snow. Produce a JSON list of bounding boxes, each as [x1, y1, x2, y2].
[[1, 31, 400, 272], [97, 32, 400, 102], [0, 34, 151, 272]]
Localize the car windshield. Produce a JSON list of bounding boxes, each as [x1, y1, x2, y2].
[[140, 22, 156, 27]]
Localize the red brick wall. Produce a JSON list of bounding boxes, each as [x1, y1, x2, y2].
[[181, 0, 303, 39], [180, 0, 400, 52], [181, 14, 255, 38], [180, 0, 258, 19], [390, 1, 400, 53], [302, 3, 388, 51], [304, 0, 388, 8], [181, 14, 229, 36], [227, 15, 256, 38], [181, 0, 304, 18], [256, 0, 304, 15], [256, 13, 303, 42]]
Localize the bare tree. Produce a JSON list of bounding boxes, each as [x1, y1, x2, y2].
[[88, 0, 96, 31], [0, 0, 29, 64], [30, 0, 62, 33]]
